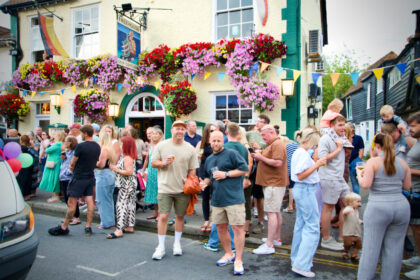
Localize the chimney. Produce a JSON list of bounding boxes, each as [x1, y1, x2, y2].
[[413, 10, 420, 38]]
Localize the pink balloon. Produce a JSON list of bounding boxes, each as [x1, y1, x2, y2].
[[7, 158, 22, 173], [4, 142, 21, 159]]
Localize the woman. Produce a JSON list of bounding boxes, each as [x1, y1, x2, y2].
[[104, 125, 121, 161], [142, 127, 163, 220], [356, 133, 411, 280], [130, 128, 147, 169], [283, 136, 299, 213], [59, 136, 80, 225], [39, 131, 50, 173], [343, 123, 353, 183], [96, 129, 117, 229], [196, 124, 213, 231], [107, 136, 137, 239], [17, 135, 35, 201], [39, 131, 65, 202], [290, 128, 327, 278], [239, 126, 253, 236]]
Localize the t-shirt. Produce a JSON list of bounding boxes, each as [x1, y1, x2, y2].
[[151, 139, 199, 194], [204, 148, 248, 207], [184, 132, 202, 148], [73, 141, 101, 179], [286, 141, 299, 176], [291, 148, 320, 184], [343, 206, 362, 237], [246, 130, 266, 149], [318, 134, 345, 180], [224, 141, 248, 164], [407, 140, 420, 193], [256, 137, 289, 187], [350, 134, 365, 163], [394, 134, 409, 161]]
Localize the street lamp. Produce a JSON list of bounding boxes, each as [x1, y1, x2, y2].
[[282, 80, 295, 96], [108, 103, 120, 119], [50, 93, 62, 114]]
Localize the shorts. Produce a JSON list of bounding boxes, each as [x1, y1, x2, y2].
[[211, 203, 245, 226], [252, 184, 264, 199], [263, 186, 286, 212], [157, 193, 190, 217], [244, 185, 253, 220], [288, 176, 295, 189], [319, 179, 350, 205], [343, 236, 362, 251], [67, 177, 95, 198]]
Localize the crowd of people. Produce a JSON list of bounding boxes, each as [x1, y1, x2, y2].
[[1, 99, 419, 278]]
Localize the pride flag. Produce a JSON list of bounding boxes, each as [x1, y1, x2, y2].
[[38, 12, 68, 57]]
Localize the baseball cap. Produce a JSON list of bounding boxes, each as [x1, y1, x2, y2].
[[69, 123, 82, 129], [92, 123, 100, 132], [171, 120, 187, 129]]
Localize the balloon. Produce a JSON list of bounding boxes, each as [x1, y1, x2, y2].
[[17, 153, 33, 168], [4, 142, 21, 159], [7, 158, 22, 173], [14, 171, 19, 176]]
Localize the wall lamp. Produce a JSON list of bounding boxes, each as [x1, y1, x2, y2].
[[50, 93, 62, 114], [282, 80, 295, 96]]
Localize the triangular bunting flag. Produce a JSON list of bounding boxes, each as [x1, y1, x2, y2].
[[350, 72, 360, 86], [260, 62, 269, 73], [22, 90, 27, 97], [84, 78, 89, 88], [154, 81, 160, 90], [330, 73, 340, 87], [117, 84, 123, 94], [191, 73, 196, 81], [142, 85, 147, 91], [276, 66, 284, 77], [396, 63, 407, 75], [31, 91, 36, 98], [249, 62, 259, 77], [373, 68, 384, 82], [92, 76, 98, 84], [218, 72, 225, 83], [39, 91, 45, 95], [312, 73, 321, 85], [60, 89, 65, 95], [71, 85, 76, 93], [293, 70, 301, 82], [204, 72, 212, 80]]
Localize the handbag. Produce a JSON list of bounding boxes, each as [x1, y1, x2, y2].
[[45, 161, 56, 169], [183, 174, 201, 195]]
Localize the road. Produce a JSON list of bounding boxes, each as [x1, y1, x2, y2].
[[25, 213, 367, 280]]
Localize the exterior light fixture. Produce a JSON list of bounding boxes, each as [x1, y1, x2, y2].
[[282, 80, 295, 96], [50, 93, 62, 114], [108, 103, 120, 119]]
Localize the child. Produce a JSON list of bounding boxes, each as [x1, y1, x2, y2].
[[379, 105, 409, 134], [320, 98, 352, 147], [342, 192, 362, 262]]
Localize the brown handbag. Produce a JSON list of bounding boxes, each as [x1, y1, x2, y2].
[[183, 174, 201, 195]]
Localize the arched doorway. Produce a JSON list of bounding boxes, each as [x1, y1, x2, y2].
[[125, 92, 165, 140]]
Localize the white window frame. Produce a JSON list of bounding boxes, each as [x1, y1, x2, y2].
[[389, 67, 402, 89], [71, 4, 100, 59], [213, 0, 254, 41], [210, 91, 256, 125], [69, 99, 84, 124], [346, 97, 352, 120], [33, 102, 50, 131], [366, 83, 371, 109], [125, 92, 165, 126], [28, 14, 52, 63], [376, 77, 383, 94]]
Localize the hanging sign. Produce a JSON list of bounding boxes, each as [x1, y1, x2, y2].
[[116, 13, 141, 70]]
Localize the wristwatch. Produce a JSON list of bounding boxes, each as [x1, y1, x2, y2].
[[225, 172, 230, 178]]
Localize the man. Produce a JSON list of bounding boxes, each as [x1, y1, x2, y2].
[[348, 123, 364, 194], [151, 120, 199, 260], [252, 125, 289, 254], [92, 123, 100, 142], [246, 114, 270, 234], [201, 131, 249, 275], [34, 126, 43, 145], [69, 123, 82, 143], [403, 112, 420, 279], [184, 120, 202, 148], [318, 115, 349, 250], [380, 123, 410, 160], [213, 120, 228, 143], [48, 124, 101, 237], [5, 128, 20, 144]]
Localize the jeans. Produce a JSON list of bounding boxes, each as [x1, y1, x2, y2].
[[95, 169, 116, 228], [291, 183, 320, 272], [208, 224, 235, 250], [349, 158, 361, 194]]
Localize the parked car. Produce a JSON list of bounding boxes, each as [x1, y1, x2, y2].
[[0, 153, 39, 280]]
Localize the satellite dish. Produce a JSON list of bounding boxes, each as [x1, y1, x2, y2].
[[256, 0, 268, 26]]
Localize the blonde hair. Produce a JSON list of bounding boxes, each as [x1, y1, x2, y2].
[[239, 126, 249, 146], [55, 131, 66, 142], [99, 128, 116, 164], [380, 105, 394, 117], [328, 98, 344, 112], [345, 123, 353, 143], [152, 127, 164, 144], [345, 192, 361, 205], [295, 128, 320, 148], [104, 125, 119, 140]]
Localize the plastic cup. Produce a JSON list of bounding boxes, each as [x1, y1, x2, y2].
[[356, 161, 365, 171]]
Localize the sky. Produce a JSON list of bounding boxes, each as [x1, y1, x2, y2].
[[323, 0, 419, 67]]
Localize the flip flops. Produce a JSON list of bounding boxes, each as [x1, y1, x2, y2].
[[107, 232, 122, 239]]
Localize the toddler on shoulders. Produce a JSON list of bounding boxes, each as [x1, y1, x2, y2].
[[320, 98, 352, 147]]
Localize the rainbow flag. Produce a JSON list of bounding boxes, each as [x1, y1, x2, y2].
[[38, 12, 68, 57]]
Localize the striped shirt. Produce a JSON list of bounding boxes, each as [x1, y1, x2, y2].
[[286, 141, 299, 176]]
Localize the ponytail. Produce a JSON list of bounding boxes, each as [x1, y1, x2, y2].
[[374, 133, 396, 176]]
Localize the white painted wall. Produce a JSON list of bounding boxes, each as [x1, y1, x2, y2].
[[0, 12, 12, 93]]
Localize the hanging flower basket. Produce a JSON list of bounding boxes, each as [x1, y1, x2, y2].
[[0, 94, 30, 125], [159, 80, 197, 118], [73, 88, 110, 124]]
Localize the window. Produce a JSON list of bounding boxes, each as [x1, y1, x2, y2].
[[346, 98, 352, 120], [376, 78, 383, 94], [130, 96, 163, 112], [34, 102, 50, 131], [366, 83, 371, 109], [72, 5, 99, 59], [69, 100, 83, 124], [389, 68, 402, 88], [215, 0, 254, 40], [212, 92, 254, 125], [29, 15, 52, 63]]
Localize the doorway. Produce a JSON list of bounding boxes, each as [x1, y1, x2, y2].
[[129, 117, 164, 141]]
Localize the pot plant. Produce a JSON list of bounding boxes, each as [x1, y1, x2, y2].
[[158, 80, 197, 118]]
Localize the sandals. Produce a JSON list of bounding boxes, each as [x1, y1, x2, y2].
[[122, 229, 134, 234], [168, 217, 187, 225], [147, 215, 158, 220], [201, 222, 211, 232], [342, 253, 349, 260], [282, 208, 294, 213], [107, 232, 122, 239], [69, 219, 81, 226]]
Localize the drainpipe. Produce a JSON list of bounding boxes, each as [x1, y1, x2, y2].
[[296, 0, 301, 130], [10, 11, 23, 72]]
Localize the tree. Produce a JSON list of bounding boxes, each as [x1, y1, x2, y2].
[[322, 50, 368, 113]]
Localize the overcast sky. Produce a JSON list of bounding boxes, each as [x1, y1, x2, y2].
[[323, 0, 419, 67]]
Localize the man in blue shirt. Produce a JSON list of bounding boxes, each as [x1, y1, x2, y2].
[[348, 123, 364, 194], [184, 120, 202, 148]]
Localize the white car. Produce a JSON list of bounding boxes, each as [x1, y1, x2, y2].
[[0, 155, 38, 280]]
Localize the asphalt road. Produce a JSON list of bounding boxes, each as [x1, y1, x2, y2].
[[25, 213, 367, 280]]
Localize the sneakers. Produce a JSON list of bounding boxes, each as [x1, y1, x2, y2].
[[292, 266, 315, 278], [233, 261, 244, 275], [84, 227, 92, 236], [261, 238, 282, 246], [48, 225, 69, 236], [173, 242, 182, 256], [405, 267, 420, 280], [252, 243, 275, 255], [252, 223, 264, 234], [321, 237, 344, 251], [152, 245, 166, 260], [203, 242, 219, 252], [402, 256, 420, 267], [253, 208, 258, 217], [216, 254, 236, 266]]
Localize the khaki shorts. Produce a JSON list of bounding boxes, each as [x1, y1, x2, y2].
[[319, 179, 350, 205], [157, 193, 190, 217], [263, 186, 286, 212], [211, 203, 245, 226]]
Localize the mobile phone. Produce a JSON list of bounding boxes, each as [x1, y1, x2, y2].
[[248, 147, 255, 153]]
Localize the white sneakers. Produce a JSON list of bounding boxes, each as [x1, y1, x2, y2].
[[261, 238, 282, 246], [152, 245, 166, 260], [252, 243, 275, 255], [405, 267, 420, 280], [292, 266, 315, 278], [402, 256, 420, 267], [173, 242, 182, 256], [321, 237, 344, 251]]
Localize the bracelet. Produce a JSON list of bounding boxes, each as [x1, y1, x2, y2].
[[244, 176, 249, 179]]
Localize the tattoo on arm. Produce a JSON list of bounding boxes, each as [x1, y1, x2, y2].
[[65, 210, 75, 220]]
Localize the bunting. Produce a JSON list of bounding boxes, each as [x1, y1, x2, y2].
[[373, 68, 384, 82], [330, 73, 340, 87], [293, 70, 301, 82], [312, 73, 321, 85], [204, 72, 212, 80], [22, 90, 27, 97], [191, 73, 196, 81], [249, 62, 259, 77], [154, 81, 160, 90], [60, 89, 65, 95], [260, 62, 270, 73], [31, 91, 36, 98], [218, 72, 225, 83], [117, 84, 123, 93], [276, 66, 284, 77], [71, 86, 76, 93], [84, 79, 89, 88], [396, 63, 407, 75], [350, 72, 360, 86]]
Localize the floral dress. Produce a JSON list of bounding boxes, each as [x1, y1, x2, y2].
[[144, 146, 158, 204]]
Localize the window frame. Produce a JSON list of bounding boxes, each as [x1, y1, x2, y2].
[[366, 82, 371, 109], [210, 91, 256, 126], [376, 77, 383, 94], [71, 4, 100, 59], [389, 67, 402, 89], [33, 102, 50, 131], [346, 97, 352, 120], [28, 14, 52, 63]]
